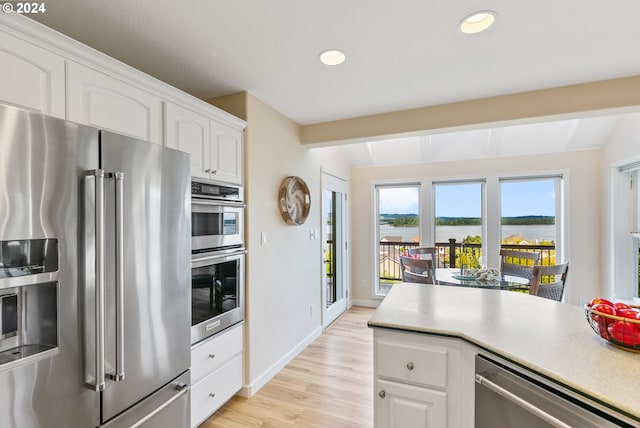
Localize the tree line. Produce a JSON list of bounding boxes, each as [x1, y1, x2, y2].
[[381, 214, 555, 227]]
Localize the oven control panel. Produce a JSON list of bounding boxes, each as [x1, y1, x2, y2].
[[192, 180, 243, 202]]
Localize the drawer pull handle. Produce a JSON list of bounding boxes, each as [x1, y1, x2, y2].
[[209, 393, 216, 398], [209, 354, 215, 359], [378, 390, 386, 398], [406, 362, 414, 370]]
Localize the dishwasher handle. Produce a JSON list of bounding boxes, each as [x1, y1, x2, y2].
[[475, 373, 572, 428]]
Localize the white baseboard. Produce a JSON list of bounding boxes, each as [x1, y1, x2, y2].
[[238, 325, 323, 397], [350, 299, 381, 308]]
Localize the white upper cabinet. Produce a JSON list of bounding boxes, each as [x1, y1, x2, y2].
[[166, 101, 244, 184], [67, 62, 163, 144], [209, 120, 243, 185], [165, 102, 210, 178], [0, 15, 245, 164], [0, 30, 65, 118]]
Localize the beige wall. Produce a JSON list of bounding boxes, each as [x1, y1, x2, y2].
[[209, 93, 351, 395], [601, 113, 640, 298], [350, 150, 602, 307]]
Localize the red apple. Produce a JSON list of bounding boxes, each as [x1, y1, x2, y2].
[[608, 321, 640, 347], [615, 308, 639, 319], [590, 304, 616, 338], [614, 302, 632, 312], [588, 297, 614, 308]]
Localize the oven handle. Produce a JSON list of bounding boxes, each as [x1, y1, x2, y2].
[[191, 198, 245, 208], [192, 249, 247, 264], [475, 374, 572, 428]]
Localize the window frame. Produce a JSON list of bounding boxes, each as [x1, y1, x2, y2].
[[373, 182, 421, 297], [498, 175, 564, 268], [432, 179, 486, 266], [370, 171, 569, 298]]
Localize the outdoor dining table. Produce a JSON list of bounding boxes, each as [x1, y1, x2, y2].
[[433, 268, 530, 291]]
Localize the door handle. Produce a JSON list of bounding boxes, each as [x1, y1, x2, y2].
[[85, 170, 106, 391], [129, 383, 189, 428], [107, 171, 125, 382]]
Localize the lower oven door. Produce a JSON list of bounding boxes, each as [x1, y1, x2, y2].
[[191, 248, 245, 345]]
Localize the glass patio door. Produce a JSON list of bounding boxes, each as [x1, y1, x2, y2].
[[322, 172, 347, 328]]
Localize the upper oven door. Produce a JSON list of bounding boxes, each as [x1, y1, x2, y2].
[[191, 199, 244, 251]]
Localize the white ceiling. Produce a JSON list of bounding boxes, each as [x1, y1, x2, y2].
[[30, 0, 640, 165]]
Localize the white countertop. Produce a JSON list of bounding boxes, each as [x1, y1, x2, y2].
[[368, 284, 640, 423]]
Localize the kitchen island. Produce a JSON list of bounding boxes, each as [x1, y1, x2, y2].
[[368, 284, 640, 427]]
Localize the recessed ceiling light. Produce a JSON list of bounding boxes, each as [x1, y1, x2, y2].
[[319, 49, 346, 66], [459, 11, 497, 34]]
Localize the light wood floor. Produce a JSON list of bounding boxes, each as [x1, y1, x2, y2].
[[200, 306, 375, 428]]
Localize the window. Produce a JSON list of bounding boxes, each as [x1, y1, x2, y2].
[[500, 177, 561, 266], [433, 181, 484, 268], [375, 184, 420, 295], [372, 174, 568, 297]]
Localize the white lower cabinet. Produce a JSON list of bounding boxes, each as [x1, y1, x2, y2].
[[373, 329, 475, 428], [190, 324, 243, 428], [191, 355, 242, 426], [375, 378, 447, 428]]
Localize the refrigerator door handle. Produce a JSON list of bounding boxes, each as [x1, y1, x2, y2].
[[85, 169, 107, 391], [129, 383, 189, 428], [106, 171, 126, 382]]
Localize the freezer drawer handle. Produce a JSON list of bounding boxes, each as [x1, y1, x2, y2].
[[106, 171, 126, 382], [475, 374, 572, 428], [85, 169, 106, 391], [129, 383, 189, 428]]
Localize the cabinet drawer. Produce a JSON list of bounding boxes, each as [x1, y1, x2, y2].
[[376, 338, 447, 389], [191, 355, 242, 427], [191, 324, 242, 384]]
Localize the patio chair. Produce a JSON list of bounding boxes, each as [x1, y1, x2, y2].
[[499, 249, 539, 281], [530, 263, 569, 301], [407, 247, 438, 281], [399, 256, 434, 284], [407, 247, 438, 264]]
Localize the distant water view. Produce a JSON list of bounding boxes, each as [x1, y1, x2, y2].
[[379, 224, 556, 244]]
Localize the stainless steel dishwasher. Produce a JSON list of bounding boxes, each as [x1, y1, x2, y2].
[[475, 355, 635, 427]]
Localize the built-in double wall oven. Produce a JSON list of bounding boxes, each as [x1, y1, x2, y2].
[[191, 179, 245, 345]]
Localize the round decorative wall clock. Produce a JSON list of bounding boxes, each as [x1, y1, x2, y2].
[[278, 176, 311, 225]]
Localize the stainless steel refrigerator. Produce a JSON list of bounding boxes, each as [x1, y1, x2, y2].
[[0, 104, 191, 428]]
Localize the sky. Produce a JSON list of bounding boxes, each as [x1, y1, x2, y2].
[[379, 180, 556, 217]]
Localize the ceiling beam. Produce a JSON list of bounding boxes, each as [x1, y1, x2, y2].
[[300, 75, 640, 147]]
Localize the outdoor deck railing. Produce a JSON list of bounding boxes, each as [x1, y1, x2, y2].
[[379, 239, 556, 283]]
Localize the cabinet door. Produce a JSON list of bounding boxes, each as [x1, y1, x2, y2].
[[67, 62, 163, 144], [165, 102, 210, 179], [0, 30, 65, 118], [209, 120, 243, 184], [375, 379, 447, 428]]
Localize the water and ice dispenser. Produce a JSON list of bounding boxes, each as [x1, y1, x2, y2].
[[0, 239, 59, 370]]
